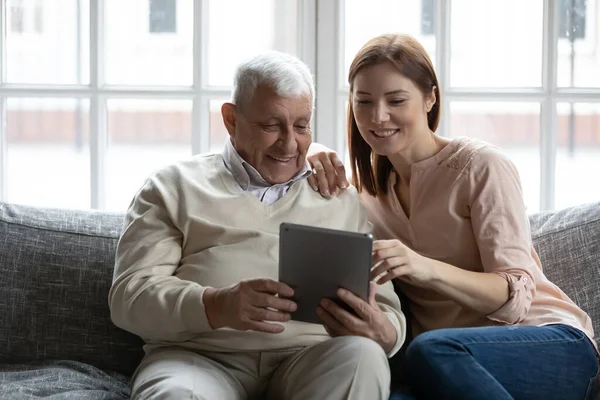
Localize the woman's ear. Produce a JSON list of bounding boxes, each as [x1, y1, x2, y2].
[[425, 86, 437, 113], [221, 102, 237, 137]]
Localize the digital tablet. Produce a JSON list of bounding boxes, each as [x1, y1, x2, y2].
[[278, 222, 373, 324]]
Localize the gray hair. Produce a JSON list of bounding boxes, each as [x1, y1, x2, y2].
[[230, 51, 315, 111]]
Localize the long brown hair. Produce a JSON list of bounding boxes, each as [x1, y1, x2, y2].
[[348, 34, 441, 196]]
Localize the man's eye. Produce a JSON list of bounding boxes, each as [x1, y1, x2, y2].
[[262, 124, 280, 131]]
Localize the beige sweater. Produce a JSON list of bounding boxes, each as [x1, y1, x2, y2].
[[361, 137, 595, 348], [109, 154, 406, 356]]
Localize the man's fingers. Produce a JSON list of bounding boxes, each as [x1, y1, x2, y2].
[[336, 288, 372, 320], [246, 321, 285, 334], [252, 292, 297, 313], [320, 298, 363, 331], [248, 306, 292, 323], [248, 278, 294, 297], [317, 306, 351, 336], [368, 281, 378, 306]]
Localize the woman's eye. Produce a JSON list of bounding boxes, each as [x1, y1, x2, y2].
[[390, 99, 405, 105], [356, 100, 371, 105]]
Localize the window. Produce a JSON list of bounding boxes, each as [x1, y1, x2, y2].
[[421, 0, 435, 35], [558, 0, 587, 39], [0, 0, 301, 210], [1, 0, 599, 213], [317, 0, 600, 213], [149, 0, 177, 33], [8, 0, 43, 34]]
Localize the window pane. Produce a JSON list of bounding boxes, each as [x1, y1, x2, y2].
[[106, 99, 192, 210], [557, 0, 600, 87], [6, 0, 90, 84], [209, 99, 229, 153], [449, 102, 541, 213], [149, 0, 177, 33], [105, 0, 193, 85], [6, 98, 90, 209], [555, 103, 600, 208], [450, 0, 543, 87], [344, 0, 436, 87], [207, 0, 298, 87]]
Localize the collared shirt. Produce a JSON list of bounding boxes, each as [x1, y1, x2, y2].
[[222, 138, 312, 205]]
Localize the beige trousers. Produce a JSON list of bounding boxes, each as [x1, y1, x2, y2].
[[131, 336, 390, 400]]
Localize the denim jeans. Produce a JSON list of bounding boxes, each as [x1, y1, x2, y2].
[[389, 324, 599, 400]]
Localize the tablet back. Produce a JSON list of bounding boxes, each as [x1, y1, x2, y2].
[[279, 222, 373, 324]]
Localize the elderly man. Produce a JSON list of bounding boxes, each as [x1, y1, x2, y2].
[[109, 51, 406, 400]]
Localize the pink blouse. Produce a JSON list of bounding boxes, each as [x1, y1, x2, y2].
[[360, 137, 595, 348]]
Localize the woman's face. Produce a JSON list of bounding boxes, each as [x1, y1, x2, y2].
[[351, 61, 435, 157]]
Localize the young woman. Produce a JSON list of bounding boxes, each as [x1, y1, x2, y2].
[[308, 33, 598, 399]]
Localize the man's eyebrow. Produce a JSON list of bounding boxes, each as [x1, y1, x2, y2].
[[355, 89, 409, 95]]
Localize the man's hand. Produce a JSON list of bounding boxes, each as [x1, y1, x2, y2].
[[203, 278, 297, 333], [316, 282, 397, 353]]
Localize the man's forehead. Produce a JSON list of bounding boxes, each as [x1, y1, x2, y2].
[[248, 90, 312, 117]]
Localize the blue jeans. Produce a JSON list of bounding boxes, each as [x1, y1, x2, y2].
[[390, 324, 599, 400]]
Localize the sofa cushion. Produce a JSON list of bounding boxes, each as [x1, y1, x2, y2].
[[0, 203, 143, 376], [0, 360, 130, 399], [529, 201, 600, 348]]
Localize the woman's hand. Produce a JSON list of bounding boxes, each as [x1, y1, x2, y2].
[[317, 282, 397, 353], [306, 151, 349, 196], [371, 239, 435, 287]]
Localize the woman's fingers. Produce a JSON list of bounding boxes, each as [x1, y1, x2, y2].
[[376, 265, 410, 285], [372, 239, 404, 251], [370, 256, 405, 280], [328, 153, 349, 190], [307, 174, 318, 192]]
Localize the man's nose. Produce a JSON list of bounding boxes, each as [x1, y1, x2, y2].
[[372, 104, 390, 124], [278, 129, 297, 151]]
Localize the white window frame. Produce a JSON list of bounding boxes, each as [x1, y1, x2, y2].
[[0, 0, 316, 209], [315, 0, 600, 211]]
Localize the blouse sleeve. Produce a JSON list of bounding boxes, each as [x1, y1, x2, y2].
[[468, 147, 537, 325]]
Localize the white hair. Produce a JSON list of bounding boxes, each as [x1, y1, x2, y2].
[[230, 51, 315, 111]]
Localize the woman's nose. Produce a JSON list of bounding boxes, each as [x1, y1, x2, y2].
[[372, 105, 390, 124]]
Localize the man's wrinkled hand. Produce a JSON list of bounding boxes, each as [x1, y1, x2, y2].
[[316, 282, 397, 353], [203, 278, 297, 333]]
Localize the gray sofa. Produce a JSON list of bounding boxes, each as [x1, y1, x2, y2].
[[0, 200, 599, 399]]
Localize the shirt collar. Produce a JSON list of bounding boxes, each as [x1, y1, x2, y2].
[[222, 138, 312, 190]]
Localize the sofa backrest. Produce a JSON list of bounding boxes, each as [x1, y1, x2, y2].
[[1, 201, 598, 376], [0, 202, 143, 376], [530, 201, 600, 348]]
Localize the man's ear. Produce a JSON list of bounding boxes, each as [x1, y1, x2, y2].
[[221, 102, 237, 137], [425, 86, 437, 113]]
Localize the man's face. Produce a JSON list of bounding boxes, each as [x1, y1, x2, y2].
[[223, 85, 313, 184]]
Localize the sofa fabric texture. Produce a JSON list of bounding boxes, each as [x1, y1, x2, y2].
[[0, 201, 598, 399]]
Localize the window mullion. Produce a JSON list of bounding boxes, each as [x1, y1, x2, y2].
[[0, 98, 6, 202], [90, 0, 106, 209], [436, 0, 451, 138], [192, 0, 207, 155], [297, 0, 317, 73], [0, 1, 6, 201], [540, 0, 558, 211], [315, 0, 341, 152]]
